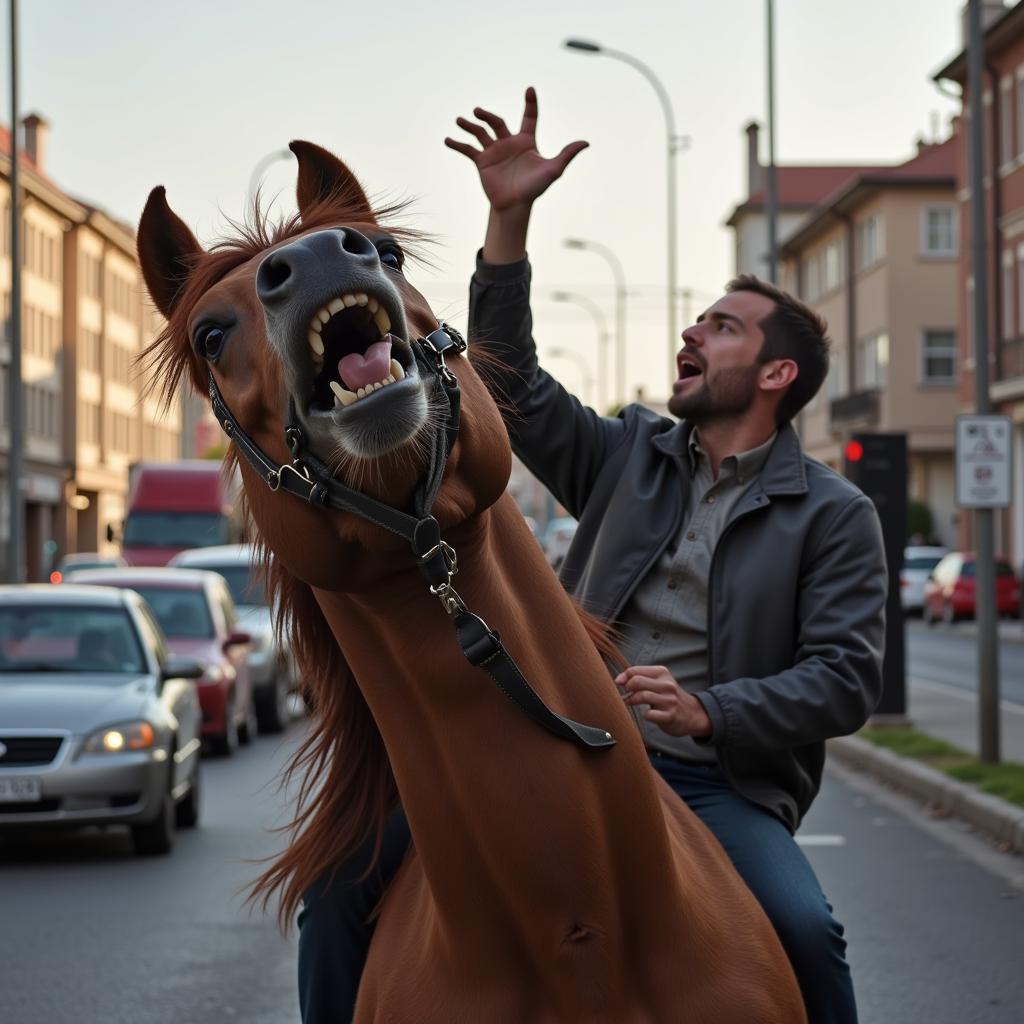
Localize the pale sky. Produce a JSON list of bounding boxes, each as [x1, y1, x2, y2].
[[9, 0, 970, 404]]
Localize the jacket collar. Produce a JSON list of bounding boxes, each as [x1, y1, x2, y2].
[[652, 418, 809, 497]]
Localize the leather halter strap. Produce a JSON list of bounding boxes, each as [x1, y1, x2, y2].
[[207, 323, 615, 751]]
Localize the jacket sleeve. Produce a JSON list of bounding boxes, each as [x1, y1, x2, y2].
[[696, 493, 887, 749], [468, 252, 629, 519]]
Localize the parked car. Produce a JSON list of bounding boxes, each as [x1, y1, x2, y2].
[[64, 568, 255, 755], [542, 516, 578, 571], [49, 551, 127, 585], [168, 545, 297, 732], [922, 552, 1021, 624], [900, 545, 948, 613], [0, 584, 203, 855]]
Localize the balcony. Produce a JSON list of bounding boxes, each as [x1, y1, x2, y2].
[[829, 389, 880, 432], [992, 338, 1024, 402]]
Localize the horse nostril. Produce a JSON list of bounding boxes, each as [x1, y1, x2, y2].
[[256, 252, 294, 304], [339, 229, 377, 260]]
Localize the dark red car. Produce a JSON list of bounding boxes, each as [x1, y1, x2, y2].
[[922, 552, 1021, 624], [64, 567, 255, 755]]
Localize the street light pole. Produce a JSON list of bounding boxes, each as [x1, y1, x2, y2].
[[564, 238, 626, 409], [565, 39, 682, 374], [549, 346, 596, 407], [551, 291, 611, 409], [248, 148, 295, 206], [766, 0, 779, 283], [967, 0, 1001, 763], [7, 0, 23, 583]]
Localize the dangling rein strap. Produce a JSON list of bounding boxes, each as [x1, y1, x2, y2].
[[207, 325, 614, 751]]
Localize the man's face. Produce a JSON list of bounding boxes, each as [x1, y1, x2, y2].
[[668, 290, 776, 423]]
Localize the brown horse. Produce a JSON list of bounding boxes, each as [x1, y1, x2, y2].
[[136, 143, 806, 1023]]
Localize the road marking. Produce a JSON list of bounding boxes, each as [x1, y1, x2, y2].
[[911, 677, 1024, 717], [795, 834, 846, 847]]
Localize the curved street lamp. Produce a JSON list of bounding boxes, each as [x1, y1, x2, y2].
[[564, 238, 626, 410], [548, 346, 596, 408], [248, 148, 295, 206], [564, 38, 685, 376], [551, 291, 611, 410]]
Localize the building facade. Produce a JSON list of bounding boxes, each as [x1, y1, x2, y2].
[[776, 140, 961, 548], [1, 115, 211, 581], [935, 0, 1024, 566]]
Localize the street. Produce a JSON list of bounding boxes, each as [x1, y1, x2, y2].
[[1, 668, 1022, 1024]]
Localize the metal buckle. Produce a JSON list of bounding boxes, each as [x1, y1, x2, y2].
[[421, 324, 465, 386], [430, 582, 467, 617], [268, 461, 314, 495]]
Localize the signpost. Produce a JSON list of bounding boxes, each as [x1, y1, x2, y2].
[[955, 415, 1013, 509]]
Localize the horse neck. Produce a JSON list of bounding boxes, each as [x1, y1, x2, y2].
[[312, 493, 681, 944]]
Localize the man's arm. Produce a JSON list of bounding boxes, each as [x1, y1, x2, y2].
[[449, 88, 630, 517], [694, 494, 887, 749]]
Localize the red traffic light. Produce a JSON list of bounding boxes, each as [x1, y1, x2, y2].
[[845, 440, 864, 462]]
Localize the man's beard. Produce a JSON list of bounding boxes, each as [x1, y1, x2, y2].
[[668, 363, 762, 423]]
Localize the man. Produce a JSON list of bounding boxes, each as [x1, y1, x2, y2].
[[298, 89, 886, 1024]]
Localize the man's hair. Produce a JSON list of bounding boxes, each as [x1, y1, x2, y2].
[[725, 274, 831, 423]]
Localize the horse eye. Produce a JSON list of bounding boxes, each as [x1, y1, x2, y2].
[[195, 325, 226, 361], [379, 246, 404, 271]]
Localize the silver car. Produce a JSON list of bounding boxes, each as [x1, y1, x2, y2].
[[168, 544, 297, 732], [0, 585, 203, 855]]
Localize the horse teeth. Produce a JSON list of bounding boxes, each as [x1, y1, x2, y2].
[[357, 387, 366, 399], [355, 293, 368, 306], [317, 307, 330, 325], [308, 330, 325, 357], [327, 297, 345, 316], [390, 359, 405, 381], [374, 308, 391, 335], [367, 297, 379, 313], [342, 294, 357, 307], [386, 374, 396, 384], [330, 381, 356, 406], [309, 319, 322, 334]]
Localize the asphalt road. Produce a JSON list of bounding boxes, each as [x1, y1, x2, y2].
[[906, 619, 1024, 703], [0, 723, 304, 1024], [3, 713, 1023, 1024]]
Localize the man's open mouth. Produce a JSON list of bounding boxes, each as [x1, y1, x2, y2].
[[304, 291, 414, 414], [678, 356, 704, 381]]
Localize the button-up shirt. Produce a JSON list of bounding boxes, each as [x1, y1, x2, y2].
[[616, 429, 777, 762]]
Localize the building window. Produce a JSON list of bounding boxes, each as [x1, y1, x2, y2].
[[857, 216, 882, 269], [823, 242, 842, 292], [827, 351, 848, 399], [922, 205, 958, 256], [922, 329, 957, 385], [1018, 70, 1024, 159], [857, 332, 889, 390], [1001, 76, 1014, 168]]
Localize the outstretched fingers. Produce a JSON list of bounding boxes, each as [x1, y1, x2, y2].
[[473, 106, 511, 139], [444, 137, 481, 161], [455, 116, 495, 149], [555, 140, 590, 173], [519, 86, 539, 138]]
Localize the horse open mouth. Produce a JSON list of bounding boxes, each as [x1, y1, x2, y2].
[[305, 291, 415, 416]]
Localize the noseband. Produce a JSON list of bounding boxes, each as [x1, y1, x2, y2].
[[208, 323, 614, 751]]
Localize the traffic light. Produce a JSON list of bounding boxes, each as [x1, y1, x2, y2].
[[844, 432, 907, 718]]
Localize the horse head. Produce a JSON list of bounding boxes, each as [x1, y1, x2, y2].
[[136, 143, 511, 591]]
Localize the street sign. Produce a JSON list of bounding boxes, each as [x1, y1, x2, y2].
[[955, 415, 1013, 509]]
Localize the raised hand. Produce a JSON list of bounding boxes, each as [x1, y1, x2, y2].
[[445, 87, 588, 212]]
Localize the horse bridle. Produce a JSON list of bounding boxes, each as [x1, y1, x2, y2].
[[208, 322, 615, 751]]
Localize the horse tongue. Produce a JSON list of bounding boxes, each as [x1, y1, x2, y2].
[[338, 338, 393, 392]]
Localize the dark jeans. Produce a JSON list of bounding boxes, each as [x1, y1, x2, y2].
[[296, 759, 856, 1024]]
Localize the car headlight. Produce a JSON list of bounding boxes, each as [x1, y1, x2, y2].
[[83, 721, 156, 753]]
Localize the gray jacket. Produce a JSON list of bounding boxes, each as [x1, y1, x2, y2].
[[468, 255, 887, 830]]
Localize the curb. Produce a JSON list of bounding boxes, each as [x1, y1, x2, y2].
[[828, 735, 1024, 854]]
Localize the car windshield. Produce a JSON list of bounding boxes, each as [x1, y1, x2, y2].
[[0, 606, 145, 676], [123, 512, 228, 549], [960, 561, 1016, 578], [904, 556, 944, 571], [197, 565, 266, 607], [128, 587, 214, 639]]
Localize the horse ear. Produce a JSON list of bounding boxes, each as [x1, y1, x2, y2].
[[137, 187, 203, 318], [290, 140, 373, 219]]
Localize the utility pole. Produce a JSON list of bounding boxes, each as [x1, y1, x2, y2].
[[967, 0, 1001, 762], [766, 0, 779, 283], [7, 0, 23, 583]]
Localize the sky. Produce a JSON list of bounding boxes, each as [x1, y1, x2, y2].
[[7, 0, 972, 405]]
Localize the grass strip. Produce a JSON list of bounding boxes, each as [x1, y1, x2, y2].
[[857, 726, 1024, 809]]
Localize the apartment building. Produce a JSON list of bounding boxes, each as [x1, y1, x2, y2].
[[935, 0, 1024, 565], [775, 139, 961, 547], [1, 115, 208, 580]]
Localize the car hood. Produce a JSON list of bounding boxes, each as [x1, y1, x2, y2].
[[0, 675, 155, 733]]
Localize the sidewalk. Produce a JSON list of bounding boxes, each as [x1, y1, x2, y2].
[[828, 676, 1024, 854]]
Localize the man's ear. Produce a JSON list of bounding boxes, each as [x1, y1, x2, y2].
[[760, 358, 799, 393], [137, 187, 203, 318], [290, 140, 373, 220]]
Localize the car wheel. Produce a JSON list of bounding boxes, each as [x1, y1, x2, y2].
[[942, 600, 956, 625], [213, 692, 239, 756], [132, 780, 175, 856], [238, 694, 258, 746], [175, 763, 201, 829], [257, 673, 291, 734]]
